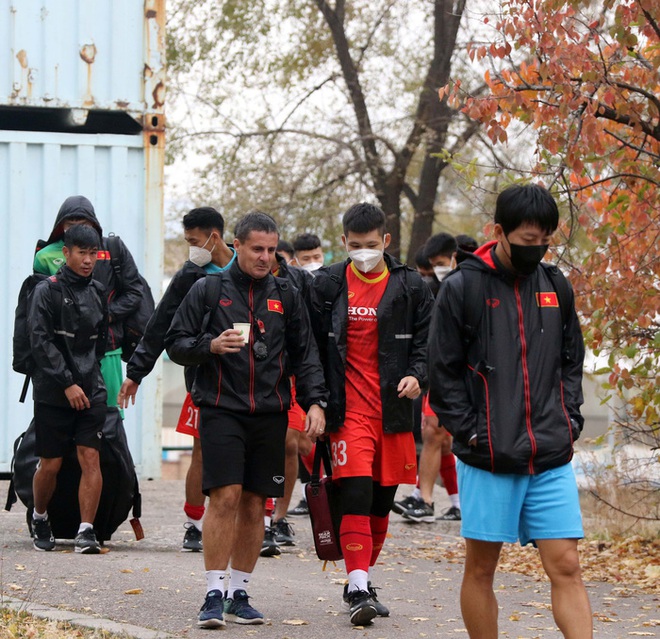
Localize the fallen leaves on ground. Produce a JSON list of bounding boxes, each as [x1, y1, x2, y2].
[[388, 534, 659, 594], [0, 608, 121, 638]]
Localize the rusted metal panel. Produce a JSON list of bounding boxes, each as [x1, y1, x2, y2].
[[0, 129, 163, 478], [1, 0, 165, 115]]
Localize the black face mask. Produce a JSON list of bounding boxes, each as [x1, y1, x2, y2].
[[506, 239, 549, 276]]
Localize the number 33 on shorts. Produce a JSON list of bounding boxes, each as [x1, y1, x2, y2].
[[331, 440, 348, 467]]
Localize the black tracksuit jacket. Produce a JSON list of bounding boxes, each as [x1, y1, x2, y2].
[[310, 255, 433, 434], [28, 266, 108, 408], [43, 196, 143, 352], [127, 260, 207, 388], [165, 261, 328, 414], [127, 253, 313, 390], [428, 241, 585, 475]]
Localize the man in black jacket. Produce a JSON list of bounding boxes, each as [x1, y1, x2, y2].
[[310, 203, 433, 626], [428, 184, 591, 639], [33, 195, 143, 410], [29, 225, 108, 555], [166, 211, 327, 629], [118, 207, 236, 552]]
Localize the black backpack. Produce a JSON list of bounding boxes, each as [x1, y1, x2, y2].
[[461, 262, 573, 345], [4, 407, 142, 544], [12, 274, 107, 403], [106, 234, 156, 362], [12, 274, 62, 378]]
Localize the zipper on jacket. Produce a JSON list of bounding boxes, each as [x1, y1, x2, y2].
[[514, 279, 537, 473], [248, 282, 256, 414]]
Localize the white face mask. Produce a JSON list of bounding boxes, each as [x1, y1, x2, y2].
[[189, 234, 215, 267], [300, 261, 324, 273], [348, 248, 383, 273], [433, 265, 452, 282]]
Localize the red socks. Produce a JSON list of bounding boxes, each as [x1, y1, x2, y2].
[[440, 453, 458, 496], [340, 514, 373, 574], [184, 502, 205, 521]]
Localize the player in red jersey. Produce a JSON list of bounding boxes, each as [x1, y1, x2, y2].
[[311, 203, 432, 626]]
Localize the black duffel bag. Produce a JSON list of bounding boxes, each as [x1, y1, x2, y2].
[[5, 407, 142, 544]]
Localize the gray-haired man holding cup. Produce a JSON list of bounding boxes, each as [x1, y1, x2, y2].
[[166, 211, 328, 629]]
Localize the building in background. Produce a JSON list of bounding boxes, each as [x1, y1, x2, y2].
[[0, 0, 165, 478]]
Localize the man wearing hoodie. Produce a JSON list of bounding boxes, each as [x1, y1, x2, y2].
[[118, 207, 236, 552], [428, 184, 591, 639], [33, 195, 143, 411], [29, 225, 108, 554]]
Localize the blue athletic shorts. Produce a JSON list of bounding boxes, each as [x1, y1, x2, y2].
[[457, 460, 584, 546]]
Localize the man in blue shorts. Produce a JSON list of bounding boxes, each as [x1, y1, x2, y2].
[[428, 184, 592, 639]]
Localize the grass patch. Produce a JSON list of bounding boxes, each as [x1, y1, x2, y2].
[[0, 608, 128, 639]]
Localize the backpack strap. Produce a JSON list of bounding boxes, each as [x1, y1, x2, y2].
[[540, 263, 572, 328], [3, 431, 25, 511], [274, 278, 296, 322], [203, 274, 223, 332], [460, 267, 486, 346], [20, 278, 64, 403], [106, 234, 123, 286], [321, 262, 346, 313]]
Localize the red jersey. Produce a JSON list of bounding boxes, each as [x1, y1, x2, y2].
[[345, 262, 390, 418]]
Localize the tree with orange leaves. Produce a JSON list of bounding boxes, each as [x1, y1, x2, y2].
[[444, 1, 659, 458]]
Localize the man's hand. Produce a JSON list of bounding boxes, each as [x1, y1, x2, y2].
[[305, 404, 326, 442], [65, 384, 91, 411], [397, 375, 421, 399], [210, 329, 248, 355], [117, 379, 140, 409]]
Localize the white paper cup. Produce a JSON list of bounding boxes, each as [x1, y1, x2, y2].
[[233, 322, 251, 343]]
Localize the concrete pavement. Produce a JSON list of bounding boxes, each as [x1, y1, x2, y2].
[[1, 479, 657, 638]]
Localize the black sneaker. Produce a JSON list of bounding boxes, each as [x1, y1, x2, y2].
[[368, 582, 390, 617], [182, 523, 203, 552], [223, 589, 264, 624], [342, 583, 390, 618], [74, 527, 101, 554], [198, 590, 226, 628], [260, 526, 281, 557], [32, 518, 55, 552], [286, 498, 309, 517], [438, 505, 461, 521], [402, 498, 435, 523], [346, 588, 378, 626], [273, 518, 295, 546], [391, 494, 418, 515]]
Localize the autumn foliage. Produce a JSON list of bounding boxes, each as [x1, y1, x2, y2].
[[445, 0, 660, 431]]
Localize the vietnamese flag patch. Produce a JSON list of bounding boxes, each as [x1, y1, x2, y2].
[[267, 299, 284, 314], [537, 292, 559, 307]]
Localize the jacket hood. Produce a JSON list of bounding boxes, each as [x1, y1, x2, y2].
[[48, 196, 103, 243], [466, 240, 498, 271]]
